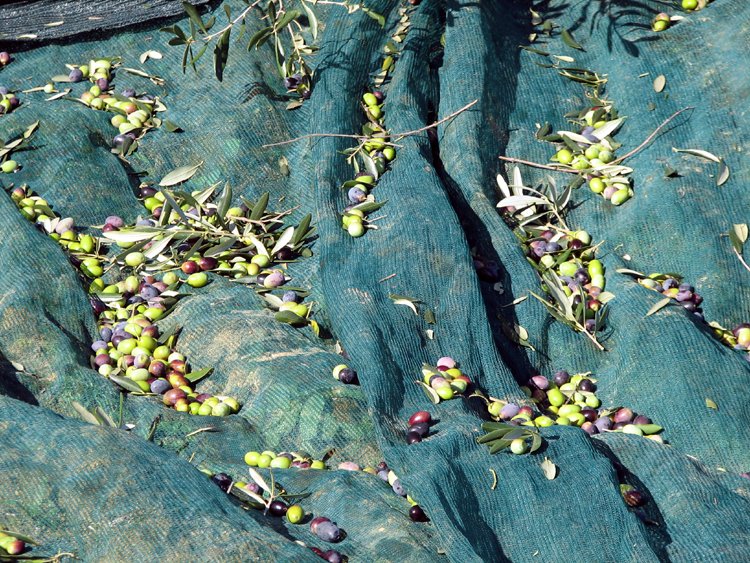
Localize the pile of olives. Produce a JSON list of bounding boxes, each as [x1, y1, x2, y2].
[[244, 450, 326, 470], [486, 370, 664, 442], [549, 105, 633, 206], [405, 410, 433, 445], [340, 90, 394, 238], [54, 58, 164, 154], [527, 228, 608, 333], [419, 356, 472, 403], [6, 186, 238, 415]]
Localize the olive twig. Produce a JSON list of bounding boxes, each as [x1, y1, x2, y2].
[[261, 99, 478, 148], [732, 248, 750, 274], [611, 106, 694, 165], [498, 155, 580, 174], [202, 0, 265, 43]]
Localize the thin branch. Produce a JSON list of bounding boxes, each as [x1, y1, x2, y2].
[[734, 248, 750, 274], [204, 0, 264, 42], [498, 156, 579, 174], [499, 107, 693, 175], [392, 99, 479, 141], [611, 106, 693, 164], [261, 99, 478, 149]]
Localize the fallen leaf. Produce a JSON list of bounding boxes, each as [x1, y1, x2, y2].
[[541, 458, 558, 480], [706, 398, 718, 410], [646, 297, 672, 316], [653, 74, 666, 93]]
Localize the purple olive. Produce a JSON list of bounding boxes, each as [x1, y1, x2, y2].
[[323, 550, 343, 563], [69, 68, 84, 82], [211, 472, 232, 492], [578, 379, 595, 393], [633, 415, 652, 425], [150, 378, 171, 394], [338, 368, 357, 384], [409, 422, 430, 437], [406, 431, 422, 444], [121, 88, 136, 98], [553, 370, 570, 385], [409, 505, 429, 522], [282, 291, 298, 303], [623, 489, 646, 507], [530, 375, 549, 390], [613, 408, 634, 424], [500, 403, 520, 420], [594, 417, 612, 431], [268, 500, 288, 517], [315, 521, 341, 542]]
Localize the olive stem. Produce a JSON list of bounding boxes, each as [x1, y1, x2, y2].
[[203, 0, 264, 42], [261, 99, 478, 148], [611, 106, 694, 165], [733, 248, 750, 274], [498, 156, 580, 174]]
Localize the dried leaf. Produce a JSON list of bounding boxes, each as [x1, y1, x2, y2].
[[729, 224, 749, 254], [706, 398, 718, 410], [139, 50, 163, 64], [646, 297, 672, 317], [159, 162, 203, 187], [541, 458, 558, 480], [278, 156, 290, 176], [653, 74, 666, 93], [672, 147, 721, 163], [392, 299, 418, 316], [717, 160, 730, 186]]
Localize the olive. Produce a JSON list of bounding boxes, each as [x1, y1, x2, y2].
[[286, 504, 304, 523], [323, 550, 343, 563], [510, 438, 529, 454], [187, 272, 209, 287], [207, 472, 231, 492], [0, 52, 10, 65], [268, 500, 288, 517], [409, 505, 429, 522], [1, 160, 18, 173], [406, 431, 422, 444]]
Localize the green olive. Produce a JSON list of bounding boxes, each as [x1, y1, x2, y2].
[[347, 222, 365, 237], [363, 93, 378, 106], [187, 272, 209, 287], [383, 147, 396, 161], [1, 160, 18, 173], [509, 438, 528, 454], [257, 454, 273, 468], [270, 456, 291, 469], [244, 451, 260, 466], [547, 388, 565, 407], [125, 252, 145, 267], [286, 504, 304, 524], [555, 149, 573, 164]]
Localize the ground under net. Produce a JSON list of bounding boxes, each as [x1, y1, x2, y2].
[[1, 0, 749, 561]]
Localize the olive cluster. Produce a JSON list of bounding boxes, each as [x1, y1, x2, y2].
[[405, 410, 433, 445], [58, 58, 164, 154], [638, 274, 705, 320], [0, 532, 25, 556], [527, 228, 608, 334], [340, 90, 394, 238], [6, 186, 238, 415], [487, 370, 664, 442], [0, 85, 20, 116], [549, 105, 633, 206], [419, 356, 472, 403], [244, 450, 326, 470]]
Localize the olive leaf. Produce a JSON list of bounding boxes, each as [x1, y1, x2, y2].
[[717, 160, 730, 186], [250, 192, 270, 221], [561, 28, 584, 51], [646, 297, 672, 317], [729, 224, 749, 254], [541, 458, 558, 480], [248, 467, 271, 493], [109, 374, 145, 393], [301, 2, 318, 41], [72, 401, 104, 426], [271, 226, 295, 255], [164, 120, 183, 133], [159, 162, 203, 187], [416, 381, 441, 404], [672, 147, 721, 163], [185, 367, 213, 383], [275, 310, 306, 325]]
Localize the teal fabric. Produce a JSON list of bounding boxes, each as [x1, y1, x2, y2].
[[1, 0, 749, 560]]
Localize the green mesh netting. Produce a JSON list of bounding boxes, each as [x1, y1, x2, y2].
[[1, 0, 750, 561]]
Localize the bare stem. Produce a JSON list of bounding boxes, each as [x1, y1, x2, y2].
[[498, 156, 580, 174], [733, 248, 750, 274], [204, 0, 264, 42], [611, 106, 694, 164], [579, 324, 606, 351], [261, 99, 478, 149]]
